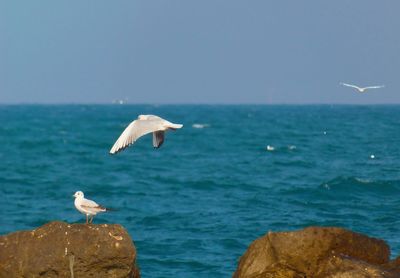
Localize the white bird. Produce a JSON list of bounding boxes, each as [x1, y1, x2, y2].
[[73, 191, 108, 224], [109, 115, 183, 154], [340, 82, 385, 93]]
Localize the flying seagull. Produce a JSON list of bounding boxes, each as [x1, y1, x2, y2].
[[73, 191, 108, 224], [340, 82, 385, 93], [110, 115, 183, 154]]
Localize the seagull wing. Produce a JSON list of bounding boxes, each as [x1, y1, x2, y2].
[[340, 83, 361, 90], [364, 85, 385, 89], [147, 115, 183, 129], [80, 198, 106, 212], [153, 131, 165, 148], [145, 115, 163, 121], [110, 119, 167, 154]]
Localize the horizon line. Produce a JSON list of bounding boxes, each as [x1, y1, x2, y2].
[[1, 102, 400, 106]]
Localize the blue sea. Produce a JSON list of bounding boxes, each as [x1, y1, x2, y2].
[[1, 105, 400, 277]]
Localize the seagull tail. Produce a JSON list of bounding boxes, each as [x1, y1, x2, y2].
[[104, 207, 117, 212], [168, 123, 183, 130]]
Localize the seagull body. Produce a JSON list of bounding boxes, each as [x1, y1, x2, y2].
[[340, 82, 384, 93], [73, 191, 107, 224], [110, 114, 183, 154]]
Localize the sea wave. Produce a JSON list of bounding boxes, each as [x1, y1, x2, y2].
[[319, 176, 400, 198], [192, 123, 210, 129]]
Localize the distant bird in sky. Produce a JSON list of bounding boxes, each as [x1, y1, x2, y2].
[[73, 191, 108, 224], [340, 82, 385, 93], [110, 115, 183, 154]]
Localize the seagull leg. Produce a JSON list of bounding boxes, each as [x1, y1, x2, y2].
[[90, 215, 94, 224], [86, 214, 88, 224]]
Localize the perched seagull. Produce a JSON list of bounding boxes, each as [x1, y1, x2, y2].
[[109, 115, 183, 154], [340, 82, 385, 93], [73, 191, 108, 224]]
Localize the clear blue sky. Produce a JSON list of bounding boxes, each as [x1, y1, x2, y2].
[[1, 1, 399, 104]]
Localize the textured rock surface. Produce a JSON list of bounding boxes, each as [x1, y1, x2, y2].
[[233, 226, 400, 278], [0, 221, 140, 278]]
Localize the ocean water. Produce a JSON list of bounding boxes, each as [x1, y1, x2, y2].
[[1, 105, 400, 277]]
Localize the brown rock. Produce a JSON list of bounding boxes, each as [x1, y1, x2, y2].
[[316, 254, 394, 278], [0, 221, 140, 278], [233, 226, 399, 278], [383, 256, 400, 275]]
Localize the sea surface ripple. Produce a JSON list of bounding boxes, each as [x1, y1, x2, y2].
[[1, 105, 400, 277]]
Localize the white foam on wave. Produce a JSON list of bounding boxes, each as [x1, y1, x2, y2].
[[266, 145, 275, 151], [355, 177, 371, 184], [265, 145, 296, 151], [192, 124, 209, 129]]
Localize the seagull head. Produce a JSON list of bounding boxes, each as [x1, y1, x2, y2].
[[73, 191, 84, 198]]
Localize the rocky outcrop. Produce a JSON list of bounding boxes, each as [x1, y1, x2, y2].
[[0, 221, 140, 278], [233, 226, 400, 278]]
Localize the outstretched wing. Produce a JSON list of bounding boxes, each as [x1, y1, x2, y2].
[[110, 119, 167, 154], [364, 85, 385, 90], [153, 131, 165, 148], [340, 83, 361, 90]]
